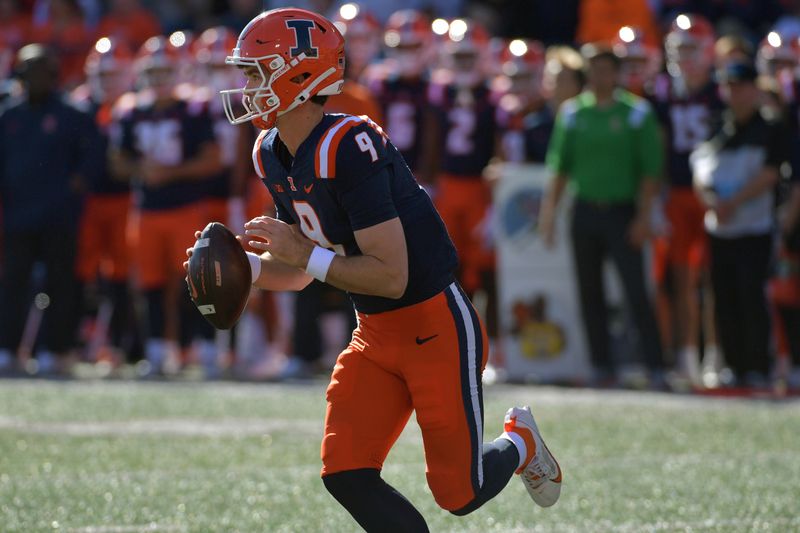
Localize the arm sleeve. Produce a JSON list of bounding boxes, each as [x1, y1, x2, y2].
[[767, 118, 791, 169], [333, 123, 398, 231], [75, 108, 103, 185], [637, 107, 664, 179], [545, 109, 571, 175]]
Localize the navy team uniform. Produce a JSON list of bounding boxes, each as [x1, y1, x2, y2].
[[649, 76, 724, 280], [115, 94, 215, 343], [253, 113, 521, 517], [427, 81, 497, 294], [368, 74, 429, 174], [495, 102, 554, 164]]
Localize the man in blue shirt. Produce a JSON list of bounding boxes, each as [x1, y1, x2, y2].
[[0, 44, 100, 374]]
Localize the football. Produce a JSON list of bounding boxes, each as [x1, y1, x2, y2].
[[186, 222, 251, 329]]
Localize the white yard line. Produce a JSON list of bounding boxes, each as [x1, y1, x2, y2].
[[67, 525, 186, 533], [0, 417, 321, 437]]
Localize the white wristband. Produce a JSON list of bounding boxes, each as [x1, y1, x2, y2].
[[305, 246, 335, 282], [246, 252, 262, 284]]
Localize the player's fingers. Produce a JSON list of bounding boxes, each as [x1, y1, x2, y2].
[[186, 247, 193, 257], [182, 260, 189, 271], [195, 230, 202, 239], [248, 240, 269, 251], [244, 227, 272, 240]]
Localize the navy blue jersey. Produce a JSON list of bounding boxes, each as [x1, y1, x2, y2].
[[254, 113, 458, 314], [207, 95, 239, 199], [649, 75, 724, 188], [368, 74, 429, 173], [0, 94, 99, 232], [495, 99, 554, 163], [73, 96, 130, 196], [115, 94, 216, 210], [428, 80, 497, 177]]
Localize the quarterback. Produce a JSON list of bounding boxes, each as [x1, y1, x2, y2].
[[192, 8, 561, 530]]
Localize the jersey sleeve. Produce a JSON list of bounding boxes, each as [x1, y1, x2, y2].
[[634, 104, 664, 179], [545, 103, 574, 175], [323, 118, 398, 231]]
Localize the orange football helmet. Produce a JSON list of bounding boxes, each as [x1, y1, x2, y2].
[[383, 9, 431, 78], [756, 31, 798, 77], [221, 8, 346, 130], [665, 13, 715, 79], [194, 26, 241, 92], [613, 26, 662, 93], [85, 36, 134, 102], [135, 35, 187, 95], [333, 3, 380, 78]]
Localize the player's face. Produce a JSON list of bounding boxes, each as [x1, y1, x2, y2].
[[671, 43, 710, 80], [620, 57, 649, 92], [390, 42, 424, 78], [721, 80, 759, 114], [345, 30, 379, 72], [93, 69, 128, 102], [141, 66, 176, 98], [586, 57, 618, 93]]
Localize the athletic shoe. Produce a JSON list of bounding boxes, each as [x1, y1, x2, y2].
[[504, 406, 562, 507]]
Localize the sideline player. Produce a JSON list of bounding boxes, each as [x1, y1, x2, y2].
[[649, 14, 723, 385], [192, 8, 562, 530]]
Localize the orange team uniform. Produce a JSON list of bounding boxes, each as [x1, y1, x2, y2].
[[325, 79, 384, 125], [576, 0, 661, 47], [75, 100, 131, 283], [114, 94, 214, 290], [0, 13, 31, 50], [428, 79, 497, 293], [254, 112, 489, 510], [96, 10, 161, 50]]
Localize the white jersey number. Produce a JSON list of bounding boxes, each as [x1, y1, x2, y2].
[[670, 104, 710, 152], [446, 107, 476, 155], [134, 120, 183, 165], [386, 101, 416, 151], [292, 200, 345, 256]]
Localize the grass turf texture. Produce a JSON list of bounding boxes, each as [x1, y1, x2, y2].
[[1, 380, 799, 532]]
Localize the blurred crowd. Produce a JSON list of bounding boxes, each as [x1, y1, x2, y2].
[[1, 0, 800, 393]]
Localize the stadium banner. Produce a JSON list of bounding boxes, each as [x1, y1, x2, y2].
[[493, 163, 592, 383]]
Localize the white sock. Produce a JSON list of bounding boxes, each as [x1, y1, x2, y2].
[[498, 432, 527, 470]]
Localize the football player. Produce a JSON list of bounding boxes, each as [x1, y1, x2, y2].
[[113, 35, 223, 376], [365, 9, 432, 179], [71, 37, 135, 366], [649, 13, 723, 386], [332, 2, 381, 83], [613, 25, 662, 96], [493, 38, 552, 164], [197, 8, 562, 529], [425, 18, 499, 344]]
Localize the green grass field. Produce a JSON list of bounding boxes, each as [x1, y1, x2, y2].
[[1, 379, 799, 533]]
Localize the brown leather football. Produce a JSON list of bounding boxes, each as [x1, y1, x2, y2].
[[186, 222, 251, 329]]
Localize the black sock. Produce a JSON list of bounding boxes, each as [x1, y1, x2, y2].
[[322, 468, 429, 533], [450, 438, 520, 516]]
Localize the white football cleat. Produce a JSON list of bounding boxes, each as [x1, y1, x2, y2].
[[504, 406, 562, 507]]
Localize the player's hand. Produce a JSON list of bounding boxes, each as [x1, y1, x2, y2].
[[538, 210, 556, 249], [244, 216, 314, 269], [183, 230, 202, 272], [627, 214, 651, 248], [141, 160, 174, 187], [714, 199, 737, 225]]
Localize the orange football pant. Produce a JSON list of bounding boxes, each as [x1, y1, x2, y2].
[[76, 193, 132, 282], [321, 282, 489, 511], [435, 175, 495, 293], [130, 202, 208, 290]]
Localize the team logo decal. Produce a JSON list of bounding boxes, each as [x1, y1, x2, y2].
[[286, 20, 318, 58]]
